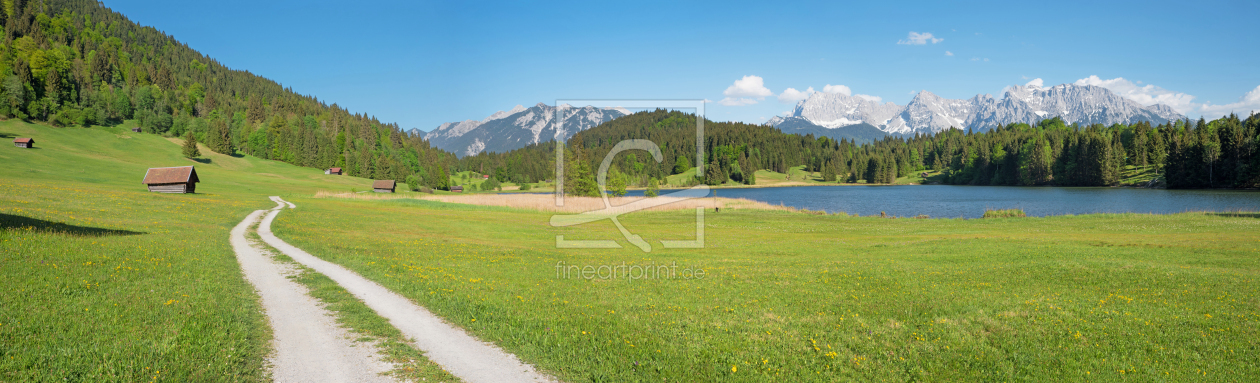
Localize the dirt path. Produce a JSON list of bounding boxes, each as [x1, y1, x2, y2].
[[258, 197, 555, 383], [231, 201, 395, 383]]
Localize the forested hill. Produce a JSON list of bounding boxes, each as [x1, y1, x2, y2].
[[2, 0, 456, 187], [459, 109, 1260, 191], [459, 109, 868, 189]]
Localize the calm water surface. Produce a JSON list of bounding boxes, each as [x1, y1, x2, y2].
[[623, 185, 1260, 218]]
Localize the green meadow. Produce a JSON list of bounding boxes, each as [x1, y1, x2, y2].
[[0, 120, 396, 381], [3, 120, 1259, 381], [271, 197, 1260, 381]]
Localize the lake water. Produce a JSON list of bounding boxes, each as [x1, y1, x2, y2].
[[623, 185, 1260, 218]]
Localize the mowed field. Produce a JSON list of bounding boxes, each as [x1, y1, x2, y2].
[[0, 120, 385, 381], [3, 119, 1259, 382]]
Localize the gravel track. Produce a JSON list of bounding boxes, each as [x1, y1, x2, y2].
[[258, 197, 555, 383], [231, 201, 395, 382]]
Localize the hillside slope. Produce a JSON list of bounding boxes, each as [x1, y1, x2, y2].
[[0, 0, 456, 188], [0, 119, 367, 380]]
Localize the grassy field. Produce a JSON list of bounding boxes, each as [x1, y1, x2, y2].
[[0, 120, 431, 381], [272, 195, 1260, 381], [5, 119, 1259, 381], [1120, 164, 1163, 187]]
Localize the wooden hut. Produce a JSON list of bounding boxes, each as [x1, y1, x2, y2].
[[142, 166, 200, 193], [372, 180, 396, 193], [451, 185, 464, 193], [325, 167, 342, 175], [131, 127, 141, 133], [13, 138, 33, 148]]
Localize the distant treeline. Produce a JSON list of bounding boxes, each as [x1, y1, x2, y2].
[[1, 0, 457, 189], [910, 114, 1260, 188], [461, 109, 1260, 193]]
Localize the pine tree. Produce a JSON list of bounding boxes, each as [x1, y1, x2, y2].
[[182, 131, 201, 158], [606, 167, 628, 196], [704, 157, 724, 185], [865, 157, 880, 183], [437, 166, 450, 191], [1018, 135, 1053, 185], [247, 95, 265, 123], [1104, 136, 1124, 186], [207, 119, 234, 154]]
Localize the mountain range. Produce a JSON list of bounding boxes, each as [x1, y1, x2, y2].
[[423, 103, 629, 157], [425, 82, 1187, 155], [767, 82, 1187, 140]]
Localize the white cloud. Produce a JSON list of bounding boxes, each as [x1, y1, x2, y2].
[[1025, 78, 1044, 88], [897, 31, 943, 45], [945, 51, 954, 56], [822, 84, 852, 96], [970, 57, 980, 61], [984, 58, 990, 62], [778, 87, 815, 103], [1199, 85, 1260, 119], [723, 75, 773, 98], [855, 94, 882, 103], [1073, 75, 1198, 114], [718, 97, 758, 106]]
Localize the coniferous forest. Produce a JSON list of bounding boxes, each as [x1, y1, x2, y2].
[[2, 0, 456, 188], [11, 1, 1257, 192], [459, 109, 1260, 193]]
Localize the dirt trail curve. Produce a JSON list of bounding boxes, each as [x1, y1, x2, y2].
[[258, 197, 556, 383], [230, 200, 394, 382]]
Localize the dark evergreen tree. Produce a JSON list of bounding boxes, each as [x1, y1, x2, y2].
[[181, 130, 201, 158]]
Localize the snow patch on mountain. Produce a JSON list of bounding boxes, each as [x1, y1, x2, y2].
[[465, 138, 486, 157]]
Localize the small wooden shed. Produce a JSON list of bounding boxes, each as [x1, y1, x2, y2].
[[372, 180, 396, 193], [143, 166, 200, 193], [131, 127, 141, 133], [325, 167, 342, 175], [451, 185, 464, 193], [13, 138, 33, 148]]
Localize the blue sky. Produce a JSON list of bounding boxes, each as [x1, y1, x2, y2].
[[106, 0, 1259, 131]]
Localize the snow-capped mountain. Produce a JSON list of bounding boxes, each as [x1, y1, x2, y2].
[[770, 82, 1186, 135], [424, 103, 629, 156]]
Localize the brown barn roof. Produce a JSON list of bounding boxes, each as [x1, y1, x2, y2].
[[372, 180, 395, 189], [14, 138, 32, 143], [329, 167, 342, 172], [143, 166, 199, 184]]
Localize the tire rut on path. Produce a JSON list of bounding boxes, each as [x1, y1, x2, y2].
[[258, 197, 556, 383], [231, 201, 395, 383]]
